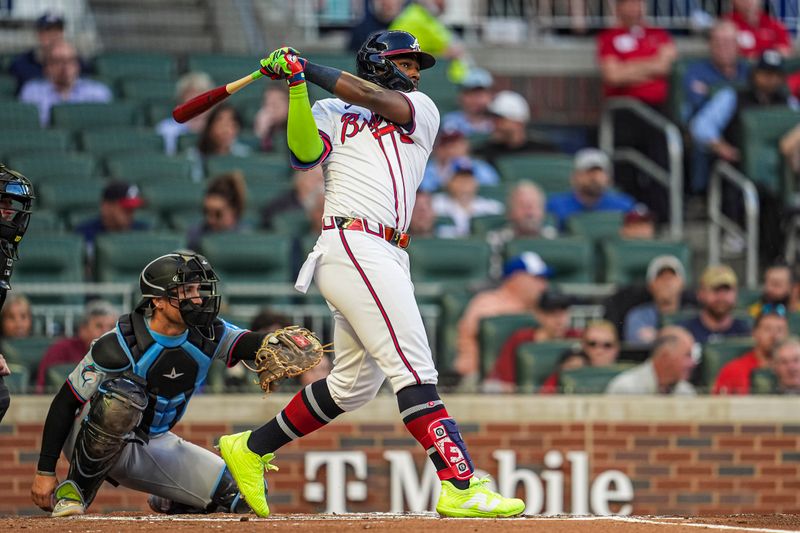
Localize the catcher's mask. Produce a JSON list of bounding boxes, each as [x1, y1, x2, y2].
[[137, 252, 221, 337], [356, 30, 435, 93], [0, 164, 35, 260]]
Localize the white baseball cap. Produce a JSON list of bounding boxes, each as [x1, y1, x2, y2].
[[573, 148, 611, 173], [646, 255, 685, 283], [487, 90, 530, 123]]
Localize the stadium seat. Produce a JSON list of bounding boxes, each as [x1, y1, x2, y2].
[[186, 54, 256, 85], [271, 209, 311, 237], [38, 180, 104, 215], [516, 340, 576, 392], [95, 232, 185, 282], [0, 129, 72, 158], [206, 155, 292, 182], [702, 338, 753, 389], [506, 237, 594, 283], [146, 100, 175, 127], [739, 107, 800, 197], [51, 102, 139, 131], [665, 54, 708, 126], [201, 232, 294, 283], [45, 363, 76, 393], [3, 363, 29, 394], [247, 182, 293, 209], [470, 213, 507, 235], [68, 209, 163, 232], [494, 154, 573, 188], [567, 211, 624, 241], [437, 288, 472, 372], [141, 182, 203, 216], [106, 153, 193, 184], [15, 234, 83, 283], [750, 368, 778, 395], [25, 209, 65, 234], [559, 364, 632, 394], [478, 313, 538, 378], [95, 52, 177, 82], [603, 239, 691, 285], [0, 74, 15, 99], [407, 238, 491, 286], [176, 133, 199, 153], [0, 102, 41, 129], [5, 337, 54, 388], [119, 78, 176, 103], [6, 153, 97, 184], [80, 128, 164, 157]]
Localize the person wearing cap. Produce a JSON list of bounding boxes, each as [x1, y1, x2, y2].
[[545, 148, 635, 231], [619, 203, 656, 240], [623, 255, 687, 343], [724, 0, 791, 59], [485, 289, 583, 393], [421, 128, 499, 192], [679, 264, 751, 346], [19, 39, 112, 127], [713, 307, 788, 395], [606, 325, 697, 395], [441, 67, 495, 137], [431, 158, 504, 238], [454, 252, 550, 384]]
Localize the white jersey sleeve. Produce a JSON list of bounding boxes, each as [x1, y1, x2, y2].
[[398, 90, 440, 153]]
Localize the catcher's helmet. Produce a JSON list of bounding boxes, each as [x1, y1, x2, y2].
[[0, 164, 34, 258], [356, 30, 435, 92], [138, 252, 221, 334]]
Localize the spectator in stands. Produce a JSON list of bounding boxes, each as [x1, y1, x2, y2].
[[348, 0, 405, 52], [713, 307, 789, 395], [546, 148, 635, 231], [253, 84, 289, 152], [432, 159, 504, 238], [421, 128, 499, 192], [0, 294, 32, 340], [75, 181, 148, 271], [408, 191, 438, 237], [454, 252, 551, 384], [624, 255, 686, 343], [619, 203, 656, 240], [260, 166, 324, 230], [156, 72, 215, 156], [606, 325, 697, 395], [772, 337, 800, 394], [186, 103, 251, 182], [187, 172, 249, 251], [748, 261, 795, 318], [35, 300, 118, 393], [485, 290, 582, 392], [679, 264, 750, 344], [475, 91, 555, 167], [19, 39, 112, 127], [441, 67, 495, 136], [724, 0, 791, 59], [8, 12, 79, 93], [682, 21, 749, 125]]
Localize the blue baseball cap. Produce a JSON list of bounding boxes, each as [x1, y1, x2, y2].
[[36, 12, 65, 30], [503, 252, 552, 279]]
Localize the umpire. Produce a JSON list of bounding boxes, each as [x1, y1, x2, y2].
[[0, 163, 35, 424], [30, 252, 308, 517]]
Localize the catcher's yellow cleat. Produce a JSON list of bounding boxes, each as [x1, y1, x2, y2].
[[217, 430, 278, 517], [436, 477, 525, 518]]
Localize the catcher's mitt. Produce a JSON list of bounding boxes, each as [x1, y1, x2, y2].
[[243, 326, 326, 393]]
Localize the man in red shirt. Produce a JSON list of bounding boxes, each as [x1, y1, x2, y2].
[[725, 0, 791, 59], [713, 308, 788, 395], [35, 300, 118, 393]]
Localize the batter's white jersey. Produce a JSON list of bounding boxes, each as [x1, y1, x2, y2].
[[306, 90, 439, 232]]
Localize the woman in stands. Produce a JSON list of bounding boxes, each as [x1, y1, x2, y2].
[[186, 104, 251, 181], [186, 171, 250, 252]]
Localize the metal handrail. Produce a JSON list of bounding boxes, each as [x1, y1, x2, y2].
[[707, 161, 760, 289], [598, 97, 684, 239]]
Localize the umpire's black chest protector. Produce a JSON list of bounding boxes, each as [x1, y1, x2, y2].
[[115, 311, 225, 436]]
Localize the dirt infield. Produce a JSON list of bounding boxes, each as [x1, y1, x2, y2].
[[2, 513, 800, 532]]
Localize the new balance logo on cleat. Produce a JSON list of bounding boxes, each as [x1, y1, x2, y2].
[[461, 493, 501, 512]]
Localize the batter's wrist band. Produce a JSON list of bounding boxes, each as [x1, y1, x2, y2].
[[287, 71, 306, 87], [36, 470, 56, 477], [304, 62, 342, 94]]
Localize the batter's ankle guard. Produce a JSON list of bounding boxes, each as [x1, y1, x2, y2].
[[428, 418, 475, 481]]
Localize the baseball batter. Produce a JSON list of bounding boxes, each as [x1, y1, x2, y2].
[[217, 31, 524, 518]]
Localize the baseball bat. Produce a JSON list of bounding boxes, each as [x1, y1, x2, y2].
[[172, 69, 264, 123]]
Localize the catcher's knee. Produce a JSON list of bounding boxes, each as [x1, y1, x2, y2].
[[88, 376, 148, 436]]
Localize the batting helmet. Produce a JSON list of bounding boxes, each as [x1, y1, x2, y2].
[[138, 252, 221, 334], [0, 164, 35, 258], [356, 30, 436, 93]]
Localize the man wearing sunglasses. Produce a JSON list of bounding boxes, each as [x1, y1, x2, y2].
[[713, 307, 789, 395]]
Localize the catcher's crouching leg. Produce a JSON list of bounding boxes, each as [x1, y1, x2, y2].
[[58, 376, 148, 510], [147, 467, 251, 514]]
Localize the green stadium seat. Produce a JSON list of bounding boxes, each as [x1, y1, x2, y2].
[[146, 100, 176, 127], [68, 209, 162, 232], [0, 129, 72, 157], [407, 238, 490, 286], [15, 234, 84, 283], [603, 239, 691, 285], [80, 128, 164, 157], [177, 133, 199, 153], [119, 78, 176, 103], [206, 155, 292, 182], [478, 313, 538, 378], [702, 338, 753, 388], [95, 232, 185, 282], [51, 102, 139, 131], [751, 368, 778, 395], [739, 107, 800, 196], [5, 337, 55, 387], [470, 213, 507, 235], [665, 54, 707, 126], [38, 180, 104, 215], [95, 52, 177, 82], [3, 363, 29, 394], [516, 340, 576, 392], [0, 102, 41, 128], [7, 153, 97, 184], [106, 153, 193, 184], [230, 96, 263, 130], [45, 363, 76, 393], [0, 74, 16, 99], [141, 182, 203, 215], [25, 209, 65, 234], [494, 154, 573, 188], [437, 288, 471, 372], [567, 211, 624, 241], [506, 237, 594, 283], [186, 54, 256, 85], [272, 209, 311, 237], [201, 233, 293, 283], [559, 364, 631, 394], [247, 182, 292, 209]]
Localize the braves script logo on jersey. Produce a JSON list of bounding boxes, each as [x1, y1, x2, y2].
[[340, 112, 414, 146]]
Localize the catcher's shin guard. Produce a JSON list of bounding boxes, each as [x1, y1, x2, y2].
[[211, 467, 251, 513], [67, 376, 147, 507]]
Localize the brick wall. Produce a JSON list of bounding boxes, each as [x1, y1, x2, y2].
[[3, 396, 800, 516]]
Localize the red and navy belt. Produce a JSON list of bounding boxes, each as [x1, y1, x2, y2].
[[322, 216, 410, 249]]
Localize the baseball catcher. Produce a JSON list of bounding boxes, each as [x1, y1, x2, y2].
[[31, 252, 323, 517]]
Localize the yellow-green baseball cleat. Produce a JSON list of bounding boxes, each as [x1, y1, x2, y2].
[[436, 477, 525, 518], [216, 431, 278, 517]]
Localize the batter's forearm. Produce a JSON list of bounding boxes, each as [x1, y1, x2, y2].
[[38, 383, 82, 472], [287, 82, 324, 163]]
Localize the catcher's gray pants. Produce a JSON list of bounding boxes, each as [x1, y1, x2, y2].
[[64, 405, 227, 509]]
